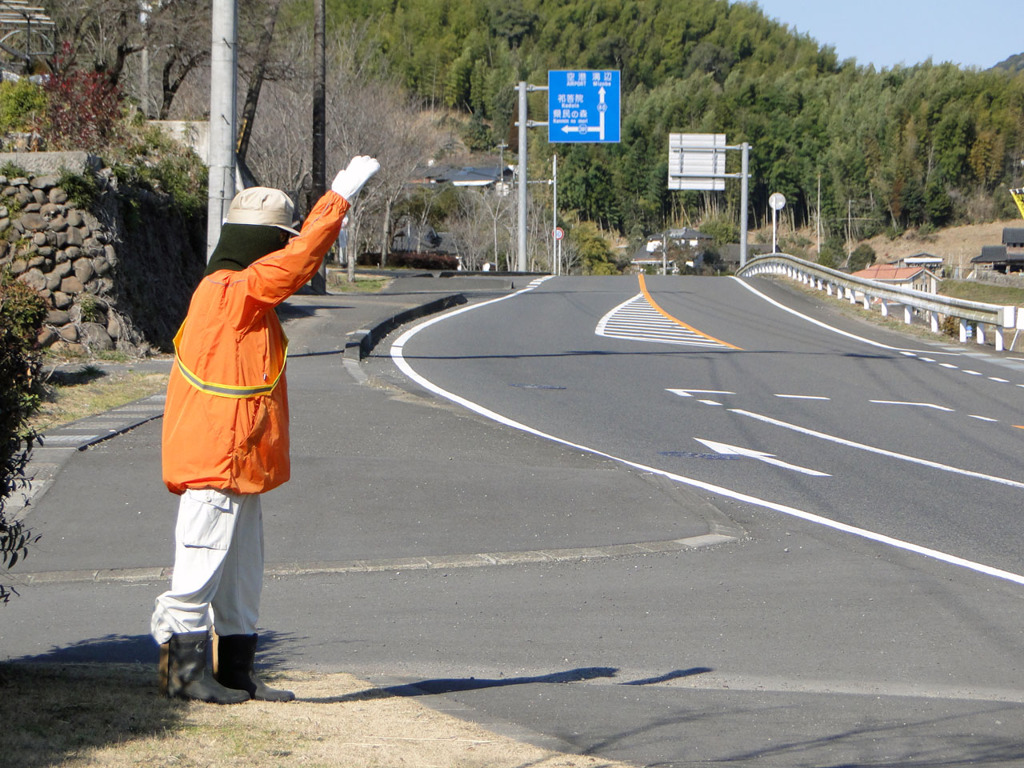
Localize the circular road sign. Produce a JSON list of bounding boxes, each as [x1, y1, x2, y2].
[[768, 192, 787, 211]]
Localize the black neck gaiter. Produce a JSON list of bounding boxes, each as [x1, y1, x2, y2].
[[205, 223, 289, 276]]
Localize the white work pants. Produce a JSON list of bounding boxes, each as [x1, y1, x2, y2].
[[151, 489, 264, 644]]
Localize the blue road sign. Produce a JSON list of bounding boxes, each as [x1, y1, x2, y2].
[[548, 70, 620, 144]]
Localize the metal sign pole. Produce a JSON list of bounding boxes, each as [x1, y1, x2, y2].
[[769, 192, 787, 255], [552, 154, 558, 275], [668, 135, 752, 269], [517, 81, 528, 272], [740, 142, 749, 268]]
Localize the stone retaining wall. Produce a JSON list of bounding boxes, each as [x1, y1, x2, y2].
[[0, 153, 205, 355]]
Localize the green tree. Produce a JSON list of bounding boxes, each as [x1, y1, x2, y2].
[[848, 243, 875, 272], [570, 221, 618, 275], [0, 271, 46, 602], [190, 0, 1024, 237]]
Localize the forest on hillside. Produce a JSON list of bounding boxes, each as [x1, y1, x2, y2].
[[302, 0, 1024, 242], [38, 0, 1024, 271]]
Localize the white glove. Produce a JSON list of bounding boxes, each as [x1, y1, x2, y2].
[[332, 155, 380, 202]]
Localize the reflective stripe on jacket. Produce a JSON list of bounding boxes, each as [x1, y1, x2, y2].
[[162, 190, 349, 495], [172, 320, 288, 398]]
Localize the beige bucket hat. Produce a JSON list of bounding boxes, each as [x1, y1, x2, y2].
[[226, 187, 301, 236]]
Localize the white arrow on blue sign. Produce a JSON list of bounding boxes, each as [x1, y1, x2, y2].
[[548, 70, 620, 144]]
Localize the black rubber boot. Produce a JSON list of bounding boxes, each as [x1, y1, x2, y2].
[[214, 632, 295, 702], [161, 631, 250, 704]]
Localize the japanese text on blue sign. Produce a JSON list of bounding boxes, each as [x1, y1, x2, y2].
[[548, 70, 620, 144]]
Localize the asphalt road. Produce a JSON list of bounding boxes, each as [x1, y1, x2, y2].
[[389, 274, 1024, 579], [371, 273, 1024, 765], [5, 276, 1024, 767]]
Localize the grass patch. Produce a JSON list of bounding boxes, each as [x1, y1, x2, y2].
[[0, 663, 622, 768], [30, 364, 168, 432], [938, 279, 1024, 306], [327, 269, 391, 294]]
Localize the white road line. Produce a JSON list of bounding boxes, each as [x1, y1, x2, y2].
[[731, 408, 1024, 490], [736, 275, 1024, 391], [775, 394, 830, 401], [869, 400, 954, 411], [731, 277, 907, 351], [391, 294, 1024, 589]]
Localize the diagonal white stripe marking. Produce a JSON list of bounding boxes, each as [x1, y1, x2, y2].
[[596, 294, 732, 348]]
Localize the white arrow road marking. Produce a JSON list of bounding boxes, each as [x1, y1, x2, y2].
[[869, 400, 954, 411], [731, 408, 1024, 490], [695, 438, 831, 477], [667, 388, 736, 398]]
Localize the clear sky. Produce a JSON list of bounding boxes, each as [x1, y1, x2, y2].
[[752, 0, 1021, 70]]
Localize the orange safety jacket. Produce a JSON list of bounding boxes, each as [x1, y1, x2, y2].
[[161, 190, 350, 495]]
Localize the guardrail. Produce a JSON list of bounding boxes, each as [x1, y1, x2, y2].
[[736, 253, 1019, 352]]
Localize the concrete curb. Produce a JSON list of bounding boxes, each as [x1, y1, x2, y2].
[[343, 293, 468, 361]]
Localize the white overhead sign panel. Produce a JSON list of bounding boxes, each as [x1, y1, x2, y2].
[[668, 133, 727, 191]]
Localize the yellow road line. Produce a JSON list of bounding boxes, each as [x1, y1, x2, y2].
[[637, 274, 743, 350]]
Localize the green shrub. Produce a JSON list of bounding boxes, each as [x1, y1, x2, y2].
[[386, 251, 460, 270], [78, 292, 104, 323], [110, 148, 207, 222], [58, 168, 100, 211], [0, 270, 45, 601], [848, 243, 876, 272], [0, 161, 27, 179], [0, 78, 46, 133], [700, 215, 739, 246]]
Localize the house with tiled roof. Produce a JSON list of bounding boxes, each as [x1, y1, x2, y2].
[[971, 228, 1024, 273], [409, 160, 513, 192], [852, 262, 940, 293]]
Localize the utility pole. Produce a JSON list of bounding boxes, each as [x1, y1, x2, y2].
[[816, 173, 822, 257], [207, 0, 238, 259], [139, 2, 152, 118], [309, 0, 327, 293]]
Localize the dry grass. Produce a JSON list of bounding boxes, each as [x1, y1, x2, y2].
[[0, 663, 624, 768], [327, 270, 392, 293], [29, 365, 170, 433]]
